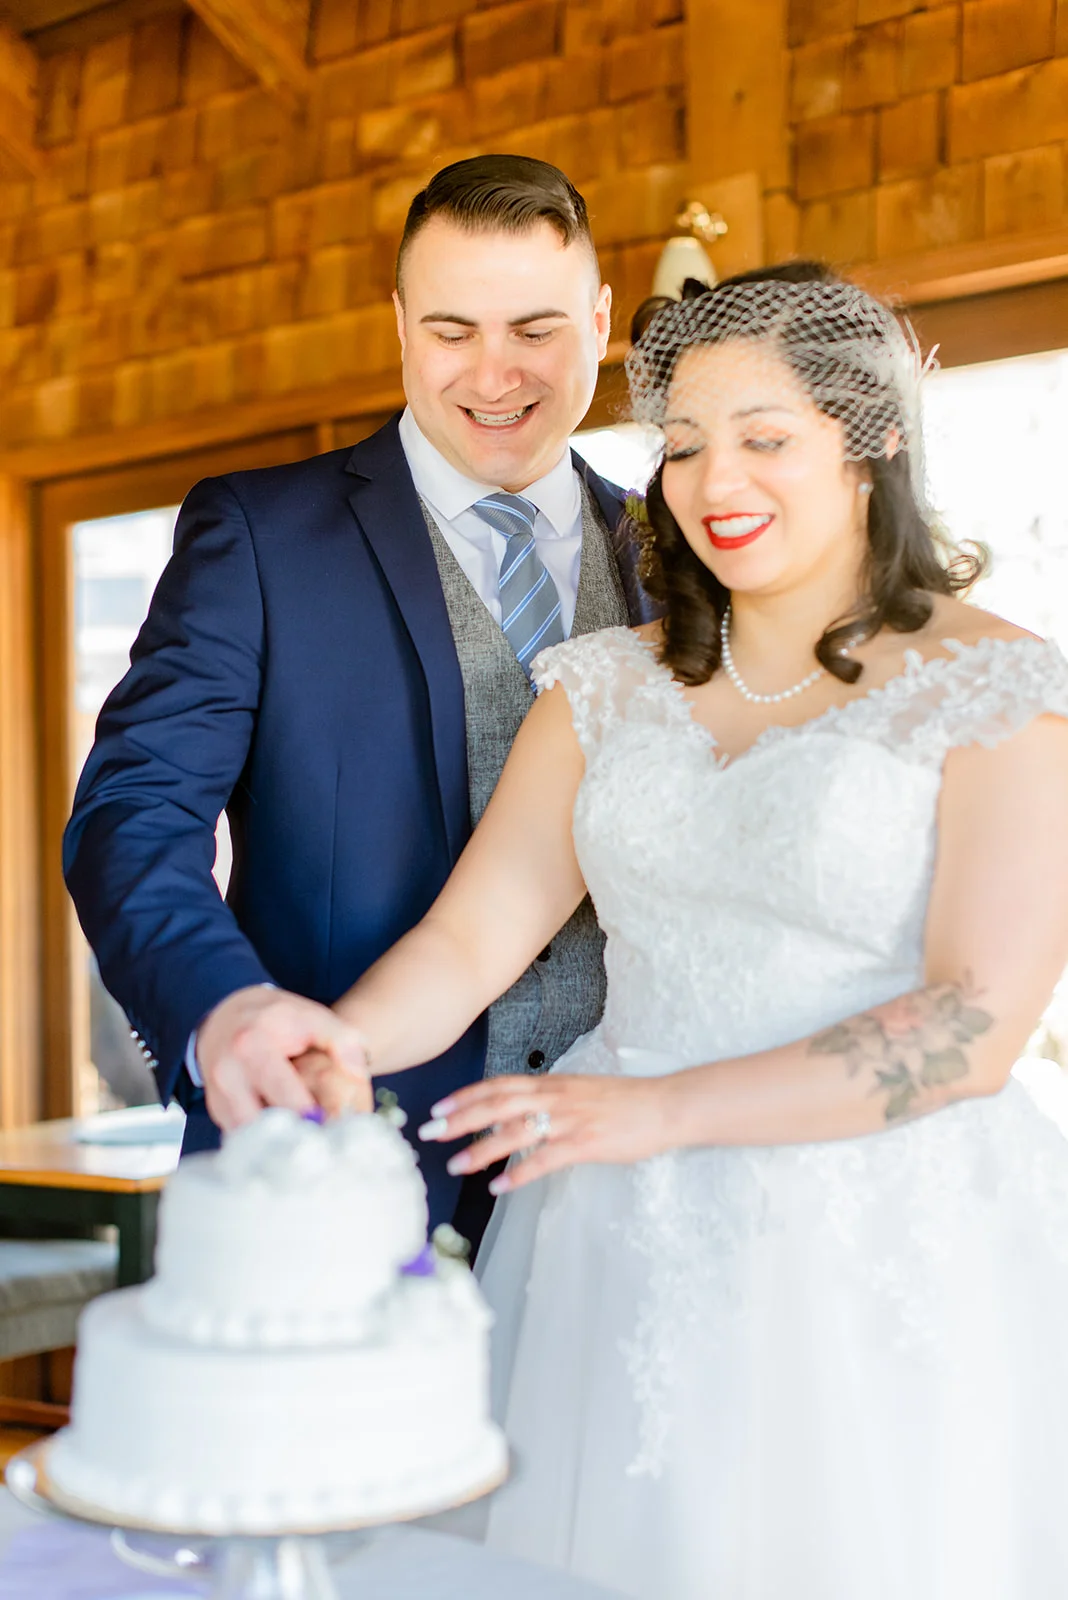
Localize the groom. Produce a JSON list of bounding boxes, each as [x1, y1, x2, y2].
[[64, 154, 656, 1230]]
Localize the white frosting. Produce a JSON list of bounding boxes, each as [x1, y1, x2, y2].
[[141, 1110, 427, 1346], [211, 1107, 411, 1189], [50, 1111, 506, 1531]]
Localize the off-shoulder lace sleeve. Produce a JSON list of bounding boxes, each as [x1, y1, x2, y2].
[[531, 629, 667, 762], [808, 636, 1068, 768]]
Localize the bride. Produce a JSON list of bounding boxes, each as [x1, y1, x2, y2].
[[322, 262, 1068, 1597]]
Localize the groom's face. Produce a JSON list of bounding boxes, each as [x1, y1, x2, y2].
[[394, 218, 611, 492]]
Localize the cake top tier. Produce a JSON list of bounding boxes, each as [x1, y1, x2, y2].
[[211, 1105, 417, 1191], [142, 1109, 429, 1347]]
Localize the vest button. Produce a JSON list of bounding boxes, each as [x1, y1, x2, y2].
[[527, 1050, 546, 1071], [537, 944, 552, 962]]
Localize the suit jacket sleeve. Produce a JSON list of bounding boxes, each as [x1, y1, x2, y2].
[[63, 476, 276, 1107]]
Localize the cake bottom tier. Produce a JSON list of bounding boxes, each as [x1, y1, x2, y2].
[[49, 1285, 507, 1533]]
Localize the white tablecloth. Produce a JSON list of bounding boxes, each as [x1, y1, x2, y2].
[[0, 1488, 622, 1600]]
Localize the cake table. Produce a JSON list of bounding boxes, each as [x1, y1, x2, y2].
[[2, 1443, 621, 1599], [7, 1434, 513, 1599]]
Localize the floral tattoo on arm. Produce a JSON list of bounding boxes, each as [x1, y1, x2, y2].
[[808, 979, 994, 1124]]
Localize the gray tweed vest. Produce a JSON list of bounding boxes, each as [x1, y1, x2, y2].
[[420, 481, 628, 1078]]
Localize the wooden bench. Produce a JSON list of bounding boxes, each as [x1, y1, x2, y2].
[[0, 1237, 118, 1429]]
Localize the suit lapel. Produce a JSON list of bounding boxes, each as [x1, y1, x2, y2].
[[570, 450, 664, 627], [572, 480, 628, 637], [572, 449, 625, 532], [345, 416, 469, 862]]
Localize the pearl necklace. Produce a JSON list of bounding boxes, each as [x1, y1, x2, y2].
[[719, 606, 825, 705]]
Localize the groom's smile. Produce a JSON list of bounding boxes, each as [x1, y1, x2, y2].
[[459, 401, 542, 443], [463, 403, 538, 428], [394, 215, 611, 493]]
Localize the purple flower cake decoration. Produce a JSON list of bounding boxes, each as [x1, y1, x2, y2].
[[400, 1244, 437, 1278]]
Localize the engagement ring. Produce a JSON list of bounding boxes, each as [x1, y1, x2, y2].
[[523, 1110, 553, 1142]]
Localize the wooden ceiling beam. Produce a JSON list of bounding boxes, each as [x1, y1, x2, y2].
[[0, 19, 42, 178], [183, 0, 311, 105]]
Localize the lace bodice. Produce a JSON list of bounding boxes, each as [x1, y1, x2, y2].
[[523, 627, 1068, 1480], [480, 622, 1068, 1583], [534, 627, 1068, 1071]]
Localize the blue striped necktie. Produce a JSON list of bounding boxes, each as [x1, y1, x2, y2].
[[474, 492, 565, 677]]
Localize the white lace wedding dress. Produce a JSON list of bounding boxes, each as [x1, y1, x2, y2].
[[476, 626, 1068, 1600]]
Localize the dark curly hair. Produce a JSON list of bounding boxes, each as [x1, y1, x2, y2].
[[632, 262, 986, 687]]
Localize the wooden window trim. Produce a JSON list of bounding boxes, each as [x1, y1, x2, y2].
[[905, 278, 1068, 372], [0, 382, 407, 482], [0, 475, 41, 1129]]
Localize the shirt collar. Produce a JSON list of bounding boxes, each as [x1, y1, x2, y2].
[[398, 406, 579, 537]]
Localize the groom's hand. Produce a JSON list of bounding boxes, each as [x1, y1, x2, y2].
[[197, 986, 371, 1129]]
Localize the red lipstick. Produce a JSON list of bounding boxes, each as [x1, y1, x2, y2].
[[702, 514, 774, 551]]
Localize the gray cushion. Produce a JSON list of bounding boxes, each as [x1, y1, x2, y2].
[[0, 1239, 118, 1360]]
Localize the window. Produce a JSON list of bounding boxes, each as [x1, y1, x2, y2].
[[924, 348, 1068, 651], [71, 506, 232, 1113], [571, 422, 660, 493], [72, 509, 176, 743]]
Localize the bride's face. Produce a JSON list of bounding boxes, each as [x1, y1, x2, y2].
[[659, 340, 868, 598]]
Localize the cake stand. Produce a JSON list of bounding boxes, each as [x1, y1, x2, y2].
[[5, 1438, 507, 1599]]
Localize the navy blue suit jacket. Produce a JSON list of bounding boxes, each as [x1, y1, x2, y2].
[[63, 413, 657, 1227]]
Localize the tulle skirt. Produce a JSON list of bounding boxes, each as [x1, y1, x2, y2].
[[476, 1041, 1068, 1599]]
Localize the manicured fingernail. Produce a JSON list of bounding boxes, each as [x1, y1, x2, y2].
[[418, 1117, 449, 1141], [431, 1097, 457, 1118], [302, 1106, 326, 1124], [446, 1150, 471, 1176], [488, 1173, 512, 1196]]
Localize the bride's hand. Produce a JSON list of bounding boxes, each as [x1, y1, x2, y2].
[[419, 1074, 676, 1194], [291, 1046, 374, 1117]]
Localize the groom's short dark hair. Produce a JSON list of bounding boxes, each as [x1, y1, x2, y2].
[[396, 154, 599, 296]]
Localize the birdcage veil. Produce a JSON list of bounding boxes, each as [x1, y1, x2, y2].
[[624, 277, 935, 509]]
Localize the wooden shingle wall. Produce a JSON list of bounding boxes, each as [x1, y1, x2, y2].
[[0, 0, 685, 452], [787, 0, 1068, 270], [3, 0, 1068, 455]]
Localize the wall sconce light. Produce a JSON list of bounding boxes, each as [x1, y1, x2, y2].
[[651, 202, 729, 299]]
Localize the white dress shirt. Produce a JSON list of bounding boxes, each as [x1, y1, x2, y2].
[[186, 412, 587, 1090], [398, 406, 584, 635]]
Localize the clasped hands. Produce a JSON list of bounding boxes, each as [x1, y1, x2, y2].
[[197, 986, 374, 1129]]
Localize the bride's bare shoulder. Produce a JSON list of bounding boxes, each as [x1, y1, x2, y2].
[[926, 594, 1044, 649]]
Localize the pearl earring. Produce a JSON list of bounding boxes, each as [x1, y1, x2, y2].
[[858, 481, 873, 496]]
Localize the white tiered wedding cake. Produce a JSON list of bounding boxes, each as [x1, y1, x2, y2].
[[47, 1109, 507, 1533]]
